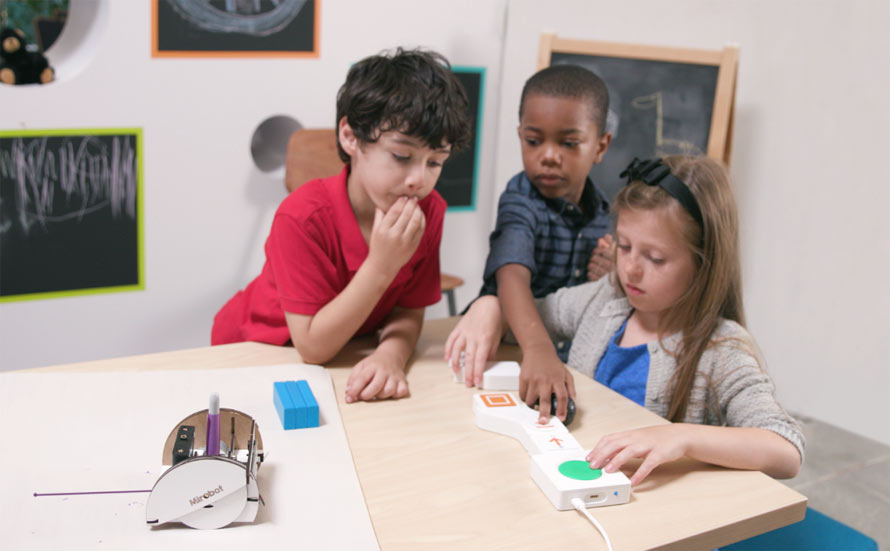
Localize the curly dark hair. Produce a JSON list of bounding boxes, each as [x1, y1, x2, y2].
[[519, 64, 609, 135], [335, 47, 472, 162]]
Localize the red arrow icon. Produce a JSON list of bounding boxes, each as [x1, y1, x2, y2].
[[549, 437, 563, 447]]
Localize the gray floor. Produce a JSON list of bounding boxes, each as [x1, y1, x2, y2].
[[783, 414, 890, 550]]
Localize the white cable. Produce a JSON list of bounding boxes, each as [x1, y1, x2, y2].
[[571, 497, 614, 551]]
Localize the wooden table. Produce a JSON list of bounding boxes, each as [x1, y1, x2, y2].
[[37, 317, 807, 550]]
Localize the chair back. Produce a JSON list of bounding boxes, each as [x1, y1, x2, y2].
[[284, 128, 343, 193]]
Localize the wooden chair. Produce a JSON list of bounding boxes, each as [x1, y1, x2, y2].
[[284, 128, 464, 316]]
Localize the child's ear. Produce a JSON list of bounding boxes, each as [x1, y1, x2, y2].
[[338, 116, 358, 157], [592, 131, 613, 164]]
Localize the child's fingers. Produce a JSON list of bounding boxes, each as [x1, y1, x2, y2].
[[536, 385, 552, 423], [487, 337, 499, 360], [358, 369, 388, 401], [629, 454, 662, 486], [404, 204, 425, 244], [395, 378, 409, 398], [444, 327, 460, 362], [380, 197, 407, 230], [390, 196, 417, 234], [345, 363, 374, 403], [377, 376, 399, 400], [464, 341, 478, 387], [472, 342, 491, 387], [604, 442, 646, 474], [586, 433, 624, 468], [552, 384, 569, 421], [448, 335, 467, 374]]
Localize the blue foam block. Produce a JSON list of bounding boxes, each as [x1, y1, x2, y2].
[[274, 381, 297, 429], [295, 380, 319, 427], [274, 380, 320, 430]]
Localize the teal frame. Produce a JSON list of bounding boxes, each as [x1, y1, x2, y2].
[[448, 65, 485, 212]]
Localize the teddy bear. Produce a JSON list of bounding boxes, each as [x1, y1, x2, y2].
[[0, 27, 55, 85]]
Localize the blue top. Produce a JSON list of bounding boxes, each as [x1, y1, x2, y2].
[[594, 318, 650, 406], [478, 171, 611, 361]]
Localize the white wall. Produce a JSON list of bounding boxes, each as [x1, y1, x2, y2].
[[496, 0, 890, 445], [0, 0, 506, 367], [2, 0, 888, 447]]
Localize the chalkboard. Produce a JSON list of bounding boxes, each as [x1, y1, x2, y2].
[[152, 0, 318, 57], [0, 129, 144, 302], [540, 35, 738, 201], [436, 67, 484, 210]]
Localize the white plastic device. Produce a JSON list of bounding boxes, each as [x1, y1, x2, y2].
[[454, 360, 521, 390], [530, 451, 631, 510], [473, 392, 630, 511]]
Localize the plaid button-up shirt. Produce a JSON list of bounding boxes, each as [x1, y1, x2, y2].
[[478, 171, 611, 360]]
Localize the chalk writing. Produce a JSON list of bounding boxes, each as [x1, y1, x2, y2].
[[631, 92, 704, 157], [0, 135, 138, 236]]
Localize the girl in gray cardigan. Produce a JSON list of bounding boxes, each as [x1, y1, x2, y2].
[[464, 156, 803, 485]]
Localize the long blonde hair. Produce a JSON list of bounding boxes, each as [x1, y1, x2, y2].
[[612, 156, 744, 421]]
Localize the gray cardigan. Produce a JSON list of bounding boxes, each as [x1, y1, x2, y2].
[[531, 277, 805, 460]]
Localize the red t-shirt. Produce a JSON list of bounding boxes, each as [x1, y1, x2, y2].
[[211, 166, 444, 345]]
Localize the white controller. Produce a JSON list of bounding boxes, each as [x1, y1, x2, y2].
[[473, 392, 630, 511]]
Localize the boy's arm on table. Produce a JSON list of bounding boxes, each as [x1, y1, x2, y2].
[[284, 256, 397, 364], [445, 186, 536, 384], [497, 263, 576, 423], [344, 306, 423, 403], [286, 197, 426, 365], [587, 423, 801, 485]]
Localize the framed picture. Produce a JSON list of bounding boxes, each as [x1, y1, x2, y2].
[[152, 0, 319, 58], [539, 33, 738, 200], [0, 128, 144, 302]]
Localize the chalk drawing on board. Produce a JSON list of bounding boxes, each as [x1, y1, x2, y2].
[[165, 0, 307, 36], [0, 129, 144, 302], [539, 35, 738, 202], [153, 0, 318, 57], [631, 92, 705, 157]]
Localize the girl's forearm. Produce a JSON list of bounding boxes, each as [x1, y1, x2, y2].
[[681, 424, 801, 478]]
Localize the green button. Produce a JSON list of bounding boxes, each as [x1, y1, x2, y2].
[[558, 460, 602, 480]]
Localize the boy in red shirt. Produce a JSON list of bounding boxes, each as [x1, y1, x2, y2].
[[212, 48, 471, 404]]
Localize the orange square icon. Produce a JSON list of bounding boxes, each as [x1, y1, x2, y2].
[[481, 393, 517, 407]]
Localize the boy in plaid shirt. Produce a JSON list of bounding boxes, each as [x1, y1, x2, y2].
[[446, 65, 613, 422]]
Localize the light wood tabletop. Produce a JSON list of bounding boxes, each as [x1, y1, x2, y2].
[[35, 317, 807, 550]]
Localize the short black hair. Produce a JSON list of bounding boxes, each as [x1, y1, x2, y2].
[[335, 47, 472, 162], [519, 64, 610, 134]]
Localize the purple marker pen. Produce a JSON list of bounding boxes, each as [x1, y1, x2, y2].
[[206, 392, 220, 456]]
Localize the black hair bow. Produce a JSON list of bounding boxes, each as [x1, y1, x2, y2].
[[619, 157, 703, 228]]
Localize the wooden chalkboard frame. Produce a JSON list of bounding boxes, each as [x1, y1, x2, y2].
[[538, 34, 739, 164], [0, 128, 145, 303]]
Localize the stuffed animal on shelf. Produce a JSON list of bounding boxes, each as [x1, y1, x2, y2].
[[0, 27, 55, 85]]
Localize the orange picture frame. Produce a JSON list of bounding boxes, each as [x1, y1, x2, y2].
[[151, 0, 320, 58]]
